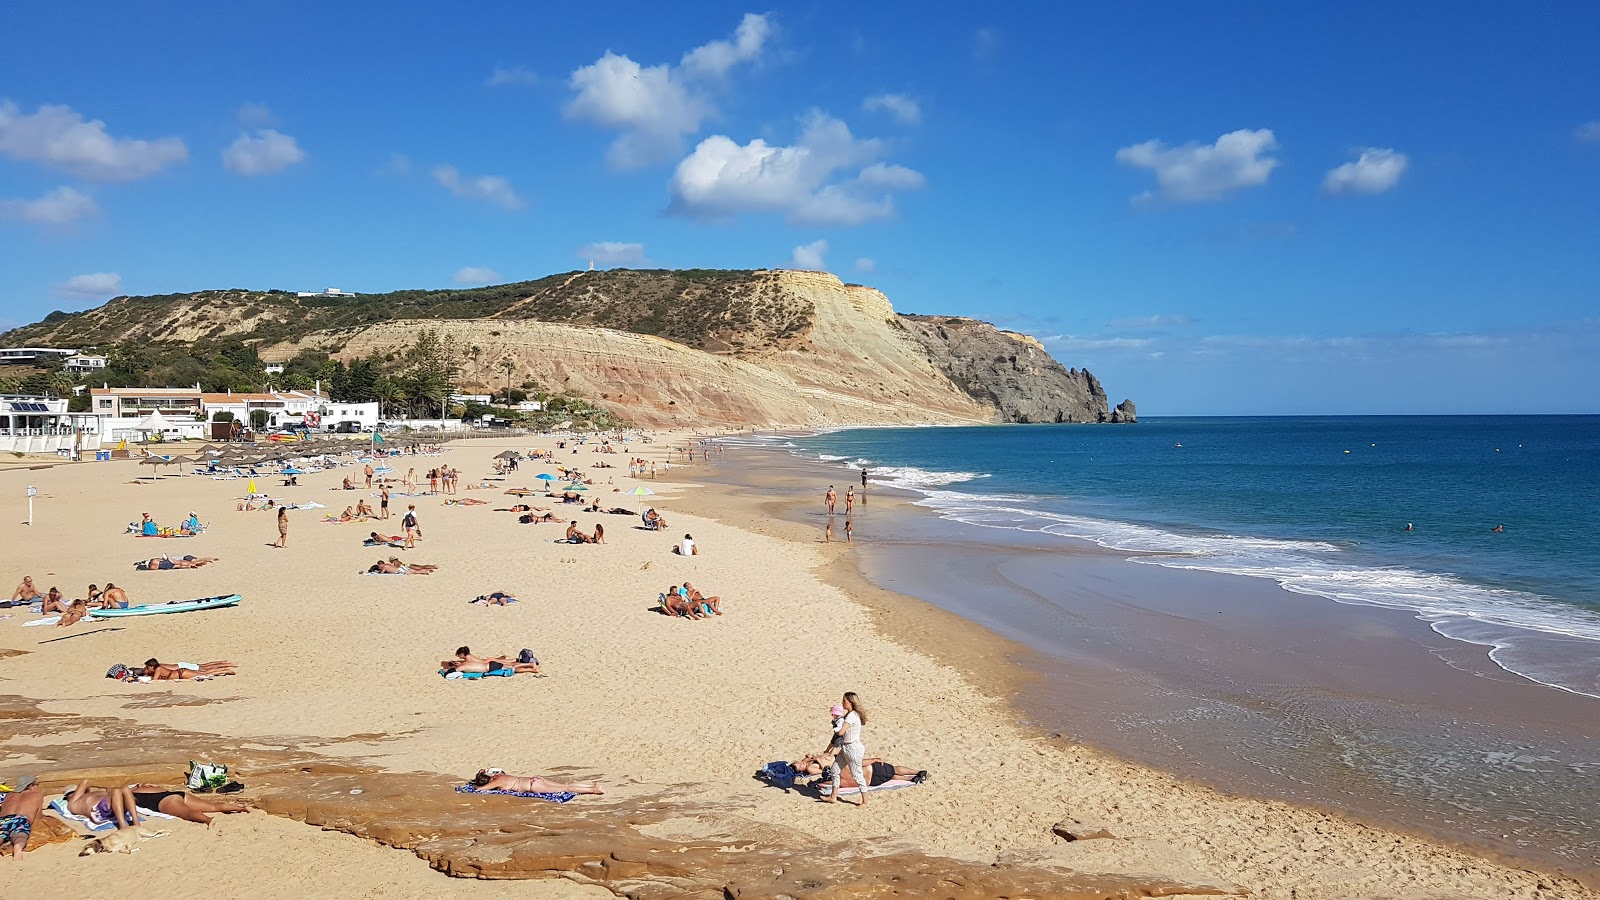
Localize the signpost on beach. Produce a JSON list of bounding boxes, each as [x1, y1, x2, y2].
[[26, 485, 37, 525]]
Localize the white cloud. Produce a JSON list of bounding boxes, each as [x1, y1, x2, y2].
[[1108, 314, 1193, 329], [1573, 121, 1600, 144], [1041, 334, 1154, 352], [679, 13, 773, 78], [237, 102, 278, 126], [452, 266, 501, 285], [0, 101, 187, 181], [0, 186, 99, 225], [564, 14, 773, 169], [668, 111, 924, 225], [486, 65, 540, 87], [432, 164, 525, 209], [789, 239, 828, 270], [577, 242, 651, 267], [55, 272, 122, 299], [853, 257, 876, 274], [862, 93, 921, 125], [1115, 128, 1279, 203], [222, 129, 305, 175], [974, 27, 1001, 59], [1322, 147, 1408, 195]]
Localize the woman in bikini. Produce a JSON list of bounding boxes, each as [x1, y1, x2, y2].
[[63, 781, 141, 830], [126, 784, 248, 824], [142, 659, 238, 679], [470, 769, 603, 795]]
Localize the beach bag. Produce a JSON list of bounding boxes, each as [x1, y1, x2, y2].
[[105, 663, 132, 681], [188, 761, 229, 791]]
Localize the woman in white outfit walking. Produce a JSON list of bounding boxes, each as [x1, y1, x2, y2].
[[826, 691, 869, 806]]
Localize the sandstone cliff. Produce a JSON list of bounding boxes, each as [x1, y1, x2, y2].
[[6, 270, 1132, 429]]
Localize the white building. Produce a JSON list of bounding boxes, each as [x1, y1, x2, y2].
[[296, 287, 358, 298], [263, 362, 285, 375], [0, 347, 77, 365], [63, 354, 109, 373], [0, 395, 101, 454], [321, 401, 381, 431]]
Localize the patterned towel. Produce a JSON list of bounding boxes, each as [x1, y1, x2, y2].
[[455, 784, 575, 803]]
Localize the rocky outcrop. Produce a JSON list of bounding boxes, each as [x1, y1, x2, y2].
[[1111, 399, 1137, 423], [898, 315, 1112, 423]]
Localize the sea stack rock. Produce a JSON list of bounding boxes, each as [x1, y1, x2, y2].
[[1110, 400, 1137, 423]]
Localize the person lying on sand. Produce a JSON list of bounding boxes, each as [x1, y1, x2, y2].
[[472, 591, 516, 606], [682, 582, 722, 615], [444, 497, 487, 506], [388, 556, 436, 572], [10, 576, 40, 603], [519, 511, 560, 523], [365, 532, 404, 545], [790, 753, 928, 788], [63, 782, 141, 830], [142, 659, 238, 679], [57, 598, 91, 627], [126, 784, 248, 825], [135, 555, 219, 570], [441, 658, 541, 675], [0, 778, 43, 859], [470, 769, 602, 795], [368, 558, 437, 574]]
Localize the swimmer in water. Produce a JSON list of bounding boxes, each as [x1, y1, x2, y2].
[[1403, 523, 1414, 532], [1492, 524, 1504, 533]]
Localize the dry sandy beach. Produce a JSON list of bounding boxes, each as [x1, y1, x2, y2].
[[1, 433, 1594, 899]]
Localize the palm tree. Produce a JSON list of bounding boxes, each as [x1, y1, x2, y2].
[[499, 357, 516, 405]]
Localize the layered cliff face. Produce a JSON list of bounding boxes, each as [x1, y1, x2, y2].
[[898, 315, 1113, 423], [6, 269, 1133, 428]]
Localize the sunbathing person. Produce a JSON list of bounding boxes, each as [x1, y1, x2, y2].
[[682, 582, 722, 615], [388, 556, 437, 572], [790, 753, 927, 788], [40, 586, 70, 614], [337, 506, 357, 522], [368, 558, 435, 574], [470, 769, 602, 795], [519, 511, 560, 523], [100, 584, 129, 609], [341, 476, 356, 490], [57, 598, 91, 627], [591, 522, 606, 544], [660, 586, 706, 619], [365, 531, 404, 545], [135, 555, 219, 570], [472, 591, 517, 606], [642, 508, 668, 530], [10, 575, 40, 603], [441, 658, 541, 675], [126, 784, 248, 825], [444, 497, 487, 506], [142, 659, 238, 679], [63, 781, 141, 831], [564, 521, 591, 543], [355, 499, 375, 517], [0, 778, 43, 859]]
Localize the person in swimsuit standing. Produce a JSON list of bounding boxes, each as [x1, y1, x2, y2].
[[380, 485, 390, 520], [825, 691, 869, 806], [275, 506, 289, 548]]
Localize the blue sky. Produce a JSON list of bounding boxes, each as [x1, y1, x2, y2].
[[2, 2, 1597, 414]]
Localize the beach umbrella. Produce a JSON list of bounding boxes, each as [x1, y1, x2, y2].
[[625, 486, 655, 496], [535, 473, 557, 481], [283, 467, 304, 475], [494, 450, 519, 460], [565, 483, 589, 492]]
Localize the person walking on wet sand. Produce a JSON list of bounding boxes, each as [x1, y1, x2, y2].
[[825, 692, 869, 806], [844, 518, 853, 543], [274, 507, 288, 548], [825, 518, 834, 543], [860, 469, 868, 505], [826, 485, 837, 515], [845, 486, 855, 514]]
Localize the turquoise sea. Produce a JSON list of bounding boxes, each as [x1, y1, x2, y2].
[[786, 416, 1600, 699]]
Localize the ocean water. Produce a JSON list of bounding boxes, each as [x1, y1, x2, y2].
[[783, 416, 1600, 699]]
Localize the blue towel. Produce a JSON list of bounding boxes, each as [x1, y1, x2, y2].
[[455, 784, 575, 803], [757, 760, 797, 789]]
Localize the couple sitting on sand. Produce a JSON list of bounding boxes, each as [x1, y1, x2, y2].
[[562, 521, 605, 544], [441, 647, 541, 675], [135, 555, 218, 571], [641, 508, 668, 531], [62, 778, 247, 827], [368, 557, 438, 575], [659, 582, 722, 618]]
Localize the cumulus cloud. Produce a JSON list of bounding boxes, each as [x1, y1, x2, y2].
[[55, 272, 122, 299], [222, 129, 305, 175], [452, 266, 501, 285], [0, 186, 99, 225], [1115, 128, 1279, 203], [1322, 147, 1407, 196], [668, 111, 924, 225], [577, 242, 651, 267], [432, 164, 525, 209], [853, 257, 876, 274], [565, 14, 773, 169], [1108, 314, 1193, 329], [0, 101, 187, 180], [789, 239, 828, 270], [1573, 121, 1600, 144], [862, 93, 921, 125], [486, 65, 540, 87]]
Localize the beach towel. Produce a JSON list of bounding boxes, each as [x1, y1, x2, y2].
[[23, 615, 99, 627], [454, 785, 575, 803], [364, 572, 409, 576], [438, 668, 514, 679], [48, 798, 177, 832], [817, 779, 917, 798]]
